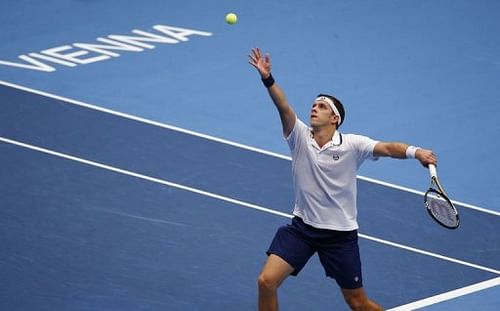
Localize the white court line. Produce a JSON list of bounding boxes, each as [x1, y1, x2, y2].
[[0, 80, 498, 217], [1, 135, 499, 277], [387, 277, 500, 310], [359, 234, 500, 275], [0, 137, 291, 219], [357, 176, 499, 217]]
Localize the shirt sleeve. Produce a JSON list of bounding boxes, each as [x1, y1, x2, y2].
[[351, 134, 379, 166], [285, 116, 308, 153]]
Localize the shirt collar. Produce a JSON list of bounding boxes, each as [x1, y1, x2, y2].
[[309, 130, 342, 150], [332, 130, 341, 146]]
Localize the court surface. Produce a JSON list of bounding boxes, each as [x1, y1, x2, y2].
[[1, 1, 499, 310]]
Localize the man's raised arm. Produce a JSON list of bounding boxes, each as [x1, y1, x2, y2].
[[249, 47, 296, 137]]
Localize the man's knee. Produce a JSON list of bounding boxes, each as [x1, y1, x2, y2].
[[257, 273, 280, 292], [257, 254, 294, 293]]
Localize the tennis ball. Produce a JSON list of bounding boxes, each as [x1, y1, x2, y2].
[[226, 13, 238, 25]]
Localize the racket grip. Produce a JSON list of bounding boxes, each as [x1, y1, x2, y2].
[[428, 164, 437, 178]]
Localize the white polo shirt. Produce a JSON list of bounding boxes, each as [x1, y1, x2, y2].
[[286, 117, 379, 231]]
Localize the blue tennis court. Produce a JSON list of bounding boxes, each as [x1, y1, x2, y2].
[[1, 1, 499, 310]]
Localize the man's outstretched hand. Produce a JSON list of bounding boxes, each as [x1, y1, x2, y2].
[[248, 47, 272, 79]]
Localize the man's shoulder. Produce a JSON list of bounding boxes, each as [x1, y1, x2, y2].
[[342, 133, 369, 141], [293, 118, 311, 134], [343, 132, 366, 137], [342, 133, 378, 148]]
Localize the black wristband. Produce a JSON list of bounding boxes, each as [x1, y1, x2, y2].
[[261, 73, 275, 88]]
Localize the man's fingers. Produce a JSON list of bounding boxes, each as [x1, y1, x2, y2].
[[248, 54, 257, 64], [248, 60, 259, 70], [251, 47, 258, 56], [249, 48, 270, 75], [255, 47, 262, 58], [417, 149, 438, 167]]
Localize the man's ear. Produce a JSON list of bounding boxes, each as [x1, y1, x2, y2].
[[330, 114, 339, 125]]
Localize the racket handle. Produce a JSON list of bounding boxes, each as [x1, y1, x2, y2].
[[428, 164, 437, 178]]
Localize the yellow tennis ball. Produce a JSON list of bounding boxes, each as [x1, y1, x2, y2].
[[226, 13, 238, 25]]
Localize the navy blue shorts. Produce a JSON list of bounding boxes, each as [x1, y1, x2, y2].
[[267, 217, 363, 289]]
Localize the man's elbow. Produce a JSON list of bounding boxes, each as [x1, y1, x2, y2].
[[373, 143, 391, 157]]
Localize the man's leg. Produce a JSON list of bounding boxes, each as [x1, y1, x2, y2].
[[341, 287, 384, 311], [257, 254, 294, 311]]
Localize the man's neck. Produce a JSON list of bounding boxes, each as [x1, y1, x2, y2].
[[312, 126, 336, 148]]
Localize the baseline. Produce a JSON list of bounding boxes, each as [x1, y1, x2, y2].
[[387, 277, 500, 310]]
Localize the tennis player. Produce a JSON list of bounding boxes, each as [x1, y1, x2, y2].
[[249, 47, 437, 311]]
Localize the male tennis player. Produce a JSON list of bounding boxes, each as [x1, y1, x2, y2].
[[249, 47, 437, 311]]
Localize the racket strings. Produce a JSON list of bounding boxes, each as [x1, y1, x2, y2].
[[427, 193, 458, 227]]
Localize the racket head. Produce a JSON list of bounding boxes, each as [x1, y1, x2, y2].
[[424, 188, 460, 229]]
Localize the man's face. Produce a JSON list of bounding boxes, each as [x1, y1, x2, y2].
[[310, 100, 339, 128]]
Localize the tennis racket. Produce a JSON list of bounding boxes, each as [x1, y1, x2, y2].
[[424, 164, 459, 229]]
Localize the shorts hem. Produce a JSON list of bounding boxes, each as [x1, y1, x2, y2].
[[327, 275, 363, 289]]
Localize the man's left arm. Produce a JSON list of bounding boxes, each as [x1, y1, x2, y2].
[[373, 142, 437, 167]]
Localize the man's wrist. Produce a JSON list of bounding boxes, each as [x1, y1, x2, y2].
[[406, 145, 421, 159], [261, 73, 275, 88]]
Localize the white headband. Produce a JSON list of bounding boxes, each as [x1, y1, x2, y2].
[[315, 96, 342, 125]]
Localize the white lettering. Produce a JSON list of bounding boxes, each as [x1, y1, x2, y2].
[[152, 25, 213, 42], [73, 38, 144, 57], [0, 55, 56, 72], [108, 30, 178, 49], [0, 24, 213, 72], [41, 45, 110, 64], [28, 53, 77, 67]]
